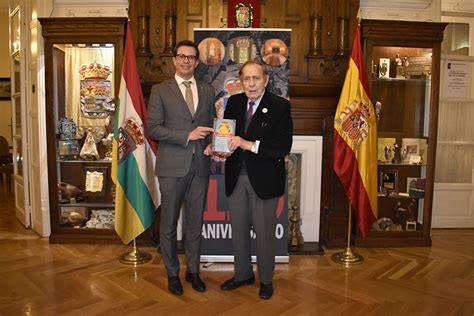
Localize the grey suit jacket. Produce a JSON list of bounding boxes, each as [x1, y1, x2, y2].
[[147, 78, 215, 177]]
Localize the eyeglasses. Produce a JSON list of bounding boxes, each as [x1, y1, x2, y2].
[[175, 54, 197, 62]]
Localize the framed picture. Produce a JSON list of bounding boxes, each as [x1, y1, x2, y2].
[[83, 166, 108, 196], [407, 177, 426, 198], [0, 78, 11, 100], [58, 139, 80, 160], [377, 137, 396, 163], [380, 170, 398, 192], [379, 58, 390, 79], [401, 138, 427, 164]]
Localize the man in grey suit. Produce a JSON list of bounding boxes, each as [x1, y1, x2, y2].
[[148, 40, 215, 296]]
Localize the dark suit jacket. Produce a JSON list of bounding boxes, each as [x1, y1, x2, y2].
[[224, 91, 293, 199], [147, 78, 215, 177]]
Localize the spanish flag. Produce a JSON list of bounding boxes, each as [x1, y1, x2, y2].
[[112, 23, 160, 244], [333, 23, 377, 237]]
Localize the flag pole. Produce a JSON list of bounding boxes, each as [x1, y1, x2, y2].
[[119, 239, 152, 265], [331, 203, 364, 267]]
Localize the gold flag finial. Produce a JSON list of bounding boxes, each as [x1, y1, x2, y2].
[[357, 9, 362, 24]]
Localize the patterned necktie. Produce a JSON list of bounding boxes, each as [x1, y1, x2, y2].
[[183, 81, 195, 116], [245, 101, 255, 131]]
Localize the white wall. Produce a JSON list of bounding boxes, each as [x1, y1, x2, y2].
[[50, 0, 128, 17], [361, 0, 441, 22], [0, 8, 12, 146]]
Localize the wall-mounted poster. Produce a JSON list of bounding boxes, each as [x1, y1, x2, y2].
[[194, 28, 291, 262], [194, 28, 291, 101], [443, 59, 471, 98]]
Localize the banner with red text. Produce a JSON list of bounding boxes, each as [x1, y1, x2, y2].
[[195, 28, 291, 261]]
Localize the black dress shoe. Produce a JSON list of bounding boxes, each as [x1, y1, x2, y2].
[[220, 275, 255, 291], [185, 272, 206, 292], [168, 276, 183, 296], [259, 282, 273, 299]]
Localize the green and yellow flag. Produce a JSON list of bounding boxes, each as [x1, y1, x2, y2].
[[112, 23, 160, 244]]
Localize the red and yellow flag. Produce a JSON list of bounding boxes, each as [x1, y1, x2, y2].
[[333, 24, 377, 237]]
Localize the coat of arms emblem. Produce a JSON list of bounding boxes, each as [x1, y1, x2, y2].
[[118, 117, 145, 162], [335, 99, 372, 149], [235, 3, 253, 28], [79, 61, 113, 119]]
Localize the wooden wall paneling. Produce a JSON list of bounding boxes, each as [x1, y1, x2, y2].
[[128, 0, 363, 248], [187, 0, 203, 16], [128, 0, 171, 88], [321, 0, 337, 56], [186, 21, 203, 41], [261, 0, 285, 27], [177, 0, 206, 41], [286, 19, 304, 81], [208, 0, 225, 28], [315, 0, 362, 248], [284, 0, 310, 82], [284, 0, 302, 16]]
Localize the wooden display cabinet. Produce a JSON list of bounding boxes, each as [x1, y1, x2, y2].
[[355, 19, 447, 247], [39, 17, 127, 243]]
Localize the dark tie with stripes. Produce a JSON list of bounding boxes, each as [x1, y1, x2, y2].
[[245, 101, 255, 131]]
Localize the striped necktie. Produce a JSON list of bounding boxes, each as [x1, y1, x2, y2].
[[245, 101, 255, 131], [183, 81, 195, 116]]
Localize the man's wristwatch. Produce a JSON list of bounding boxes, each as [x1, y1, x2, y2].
[[250, 141, 257, 153]]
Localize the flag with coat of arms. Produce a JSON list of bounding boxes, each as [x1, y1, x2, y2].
[[333, 22, 377, 237], [112, 22, 160, 244]]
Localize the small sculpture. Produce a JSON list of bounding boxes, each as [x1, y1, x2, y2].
[[80, 128, 100, 160], [384, 145, 393, 162], [394, 201, 406, 225], [375, 101, 382, 123], [405, 199, 417, 231], [58, 181, 82, 203], [407, 199, 416, 222], [57, 117, 78, 140], [101, 133, 114, 161], [371, 217, 394, 231], [395, 53, 405, 78], [392, 142, 401, 163], [395, 54, 402, 67]]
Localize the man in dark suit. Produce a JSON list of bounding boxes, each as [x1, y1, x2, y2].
[[148, 40, 215, 296], [218, 60, 293, 299]]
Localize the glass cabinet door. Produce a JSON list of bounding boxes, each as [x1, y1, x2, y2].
[[370, 46, 432, 235], [359, 19, 446, 247], [40, 17, 127, 242], [51, 43, 117, 230]]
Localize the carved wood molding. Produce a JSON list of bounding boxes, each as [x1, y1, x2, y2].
[[40, 17, 127, 37], [362, 19, 447, 43]]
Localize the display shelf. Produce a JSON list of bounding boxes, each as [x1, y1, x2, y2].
[[377, 162, 427, 166], [57, 159, 112, 164], [59, 202, 115, 208], [355, 19, 446, 247], [40, 17, 127, 243]]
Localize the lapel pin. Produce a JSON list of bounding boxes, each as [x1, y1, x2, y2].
[[262, 108, 268, 113]]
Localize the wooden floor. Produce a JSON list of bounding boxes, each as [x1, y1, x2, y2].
[[1, 189, 473, 316]]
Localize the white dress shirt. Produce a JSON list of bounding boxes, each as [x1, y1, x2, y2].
[[175, 74, 199, 111]]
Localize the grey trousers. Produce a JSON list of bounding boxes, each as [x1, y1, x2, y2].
[[158, 159, 209, 277], [227, 173, 278, 285]]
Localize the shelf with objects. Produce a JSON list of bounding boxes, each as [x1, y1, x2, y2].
[[355, 19, 447, 247], [39, 17, 127, 243]]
